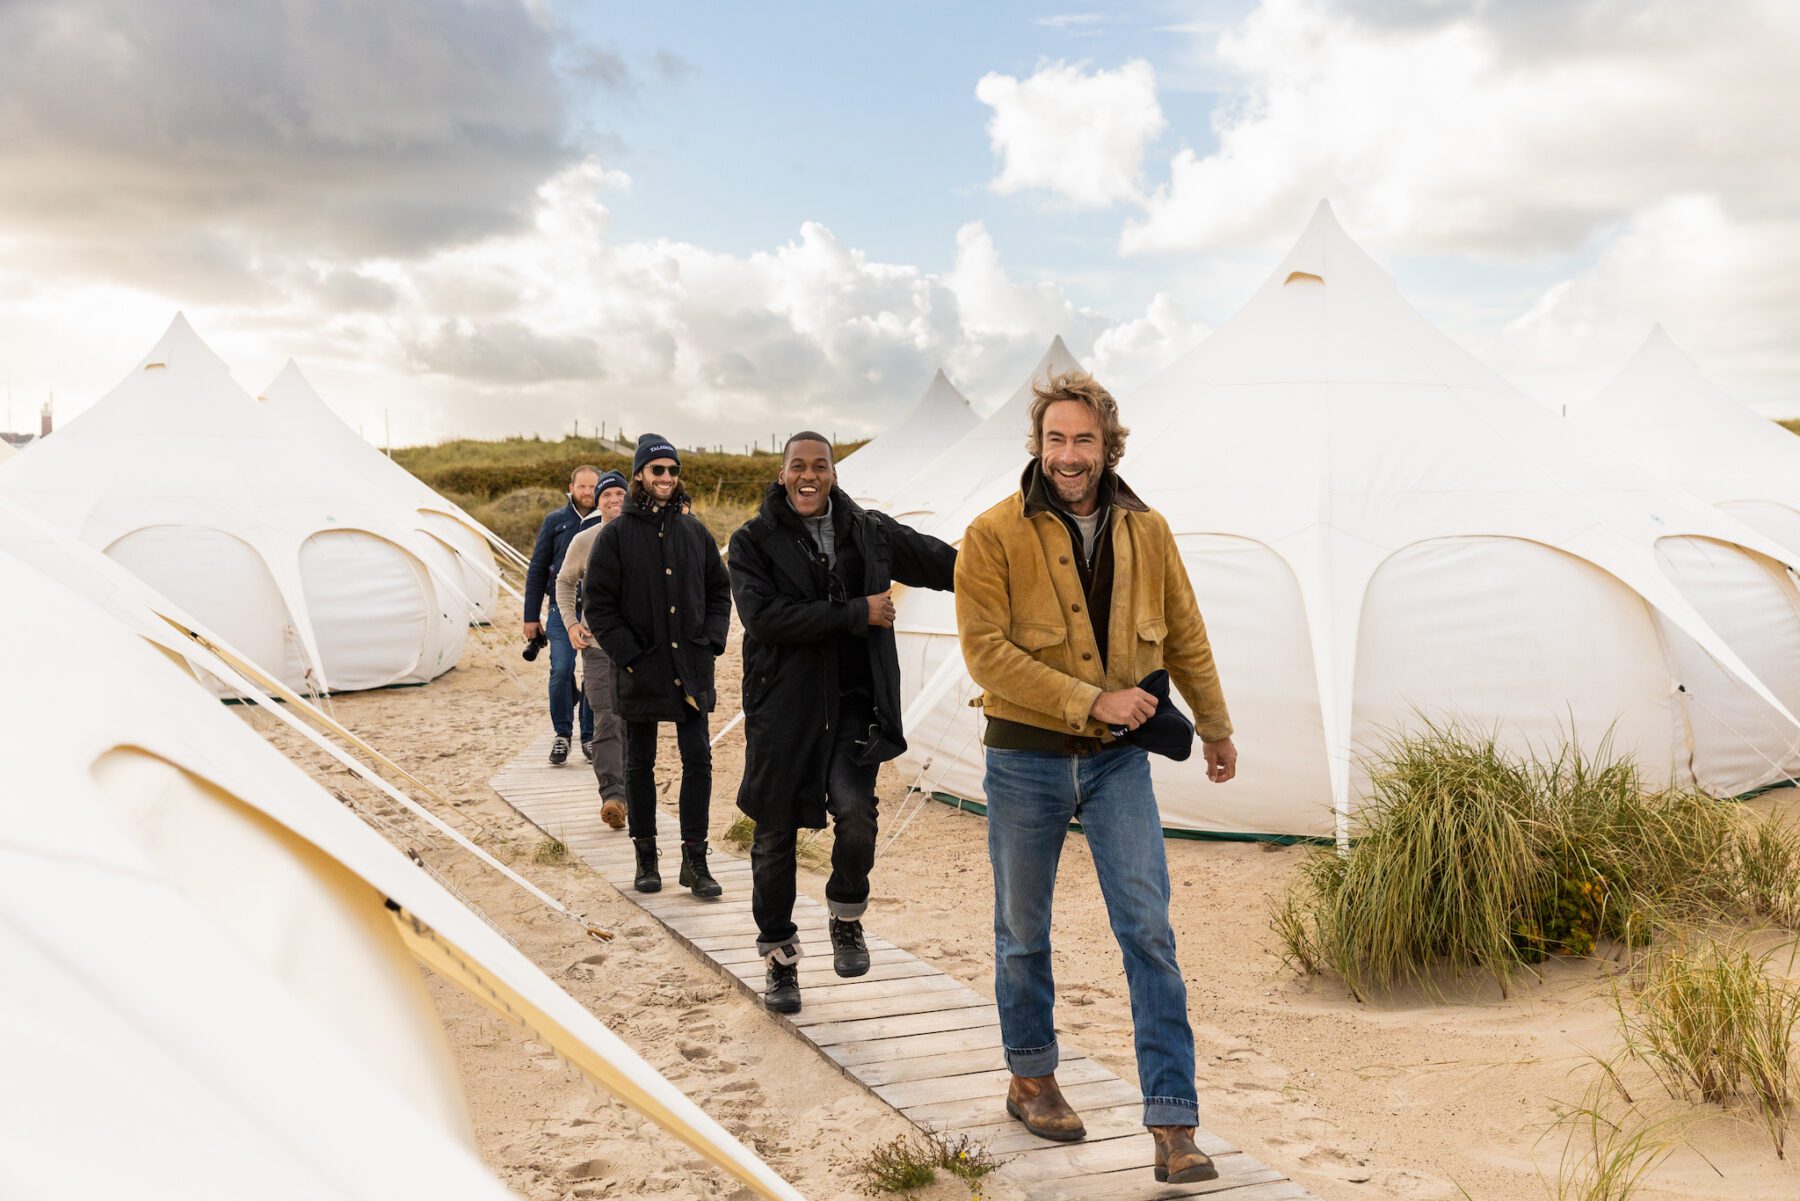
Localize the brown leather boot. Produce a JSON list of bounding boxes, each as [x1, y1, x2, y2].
[[599, 797, 626, 830], [1005, 1073, 1086, 1141], [1150, 1126, 1218, 1184]]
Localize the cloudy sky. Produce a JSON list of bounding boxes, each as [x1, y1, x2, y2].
[[1, 0, 1797, 447]]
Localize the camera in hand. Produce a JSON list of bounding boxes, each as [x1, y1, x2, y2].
[[521, 631, 549, 661]]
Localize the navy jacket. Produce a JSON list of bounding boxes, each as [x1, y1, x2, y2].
[[523, 500, 590, 621]]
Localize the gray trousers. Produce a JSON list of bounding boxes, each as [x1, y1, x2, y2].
[[578, 645, 626, 801]]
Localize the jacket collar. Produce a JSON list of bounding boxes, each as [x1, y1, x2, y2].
[[760, 481, 864, 534], [622, 485, 690, 520], [1018, 459, 1147, 520]]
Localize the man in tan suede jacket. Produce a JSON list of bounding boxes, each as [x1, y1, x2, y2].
[[955, 369, 1236, 1187]]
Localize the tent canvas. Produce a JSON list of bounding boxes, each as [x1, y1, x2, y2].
[[1577, 326, 1800, 566], [837, 368, 978, 508], [0, 534, 803, 1201], [261, 361, 505, 623], [892, 203, 1800, 841], [882, 337, 1083, 534], [0, 315, 470, 695]]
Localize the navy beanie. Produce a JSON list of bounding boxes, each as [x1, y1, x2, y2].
[[593, 469, 627, 496], [633, 433, 680, 475]]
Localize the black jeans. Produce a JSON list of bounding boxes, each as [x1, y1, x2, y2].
[[623, 709, 711, 844], [751, 736, 881, 955]]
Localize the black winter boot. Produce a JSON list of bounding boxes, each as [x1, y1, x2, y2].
[[679, 840, 723, 899], [632, 837, 661, 893], [763, 949, 801, 1014], [830, 917, 870, 977]]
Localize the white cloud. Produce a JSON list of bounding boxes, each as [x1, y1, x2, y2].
[[1120, 0, 1800, 258], [1483, 195, 1800, 413], [0, 159, 1202, 446], [976, 59, 1166, 210], [1087, 293, 1208, 386]]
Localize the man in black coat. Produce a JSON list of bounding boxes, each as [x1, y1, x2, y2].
[[585, 435, 733, 899], [728, 431, 956, 1013]]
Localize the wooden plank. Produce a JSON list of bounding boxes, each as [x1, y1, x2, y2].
[[856, 1047, 1075, 1089], [904, 1077, 1140, 1130], [1034, 1157, 1285, 1201], [485, 738, 1322, 1201], [874, 1058, 1111, 1110], [790, 989, 990, 1028]]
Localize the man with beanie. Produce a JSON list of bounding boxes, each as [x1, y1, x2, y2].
[[556, 469, 629, 829], [728, 432, 956, 1014], [524, 464, 601, 765], [955, 371, 1236, 1185], [585, 436, 733, 899]]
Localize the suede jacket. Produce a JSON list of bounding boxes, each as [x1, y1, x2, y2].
[[954, 462, 1233, 744]]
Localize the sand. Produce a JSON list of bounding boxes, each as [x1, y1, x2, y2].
[[244, 597, 1800, 1201]]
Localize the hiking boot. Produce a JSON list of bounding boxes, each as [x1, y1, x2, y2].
[[631, 837, 661, 893], [599, 796, 626, 830], [1005, 1073, 1086, 1142], [581, 739, 594, 762], [678, 841, 723, 899], [829, 916, 870, 977], [548, 736, 571, 766], [1151, 1126, 1218, 1184], [763, 950, 801, 1014]]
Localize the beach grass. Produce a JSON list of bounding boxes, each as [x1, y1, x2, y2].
[[1270, 721, 1773, 999], [1616, 938, 1800, 1156]]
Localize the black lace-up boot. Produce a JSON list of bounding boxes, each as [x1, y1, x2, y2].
[[679, 840, 723, 899], [829, 917, 870, 977], [631, 837, 661, 893]]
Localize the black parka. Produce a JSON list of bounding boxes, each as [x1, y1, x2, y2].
[[728, 483, 957, 831], [584, 490, 732, 722]]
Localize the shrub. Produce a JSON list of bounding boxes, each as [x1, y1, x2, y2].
[[1270, 722, 1748, 999], [1617, 939, 1800, 1157]]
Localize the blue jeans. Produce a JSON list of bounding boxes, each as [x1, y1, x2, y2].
[[984, 743, 1198, 1128], [546, 607, 593, 742]]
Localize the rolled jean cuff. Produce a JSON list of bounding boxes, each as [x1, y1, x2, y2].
[[1143, 1096, 1199, 1128], [825, 896, 868, 920], [1003, 1040, 1059, 1078], [758, 939, 803, 962]]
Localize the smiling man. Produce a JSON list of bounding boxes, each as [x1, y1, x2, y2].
[[727, 431, 957, 1014], [585, 435, 733, 899], [955, 370, 1237, 1185]]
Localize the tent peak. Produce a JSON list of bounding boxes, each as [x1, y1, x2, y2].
[[141, 312, 230, 377]]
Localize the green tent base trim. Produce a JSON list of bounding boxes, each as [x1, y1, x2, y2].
[[922, 790, 1328, 846], [218, 678, 432, 706], [926, 777, 1796, 845]]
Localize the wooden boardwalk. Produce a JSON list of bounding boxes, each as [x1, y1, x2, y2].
[[491, 734, 1320, 1200]]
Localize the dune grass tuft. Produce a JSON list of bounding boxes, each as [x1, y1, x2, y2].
[[1269, 721, 1772, 999], [1616, 938, 1800, 1157]]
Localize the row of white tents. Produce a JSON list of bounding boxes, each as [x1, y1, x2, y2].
[[0, 328, 814, 1195], [842, 202, 1800, 843], [0, 494, 801, 1197], [0, 317, 509, 697]]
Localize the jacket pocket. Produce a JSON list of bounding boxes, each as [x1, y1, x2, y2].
[[1135, 617, 1167, 677], [1011, 621, 1066, 651]]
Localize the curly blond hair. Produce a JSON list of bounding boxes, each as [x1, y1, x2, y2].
[[1025, 369, 1129, 470]]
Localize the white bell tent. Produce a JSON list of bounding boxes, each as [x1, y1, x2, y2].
[[1578, 326, 1800, 564], [0, 315, 469, 695], [0, 541, 803, 1201], [0, 440, 14, 464], [838, 368, 978, 508], [883, 337, 1083, 530], [261, 361, 507, 623], [892, 203, 1800, 841]]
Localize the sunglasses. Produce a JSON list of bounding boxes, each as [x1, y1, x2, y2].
[[646, 463, 681, 478]]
